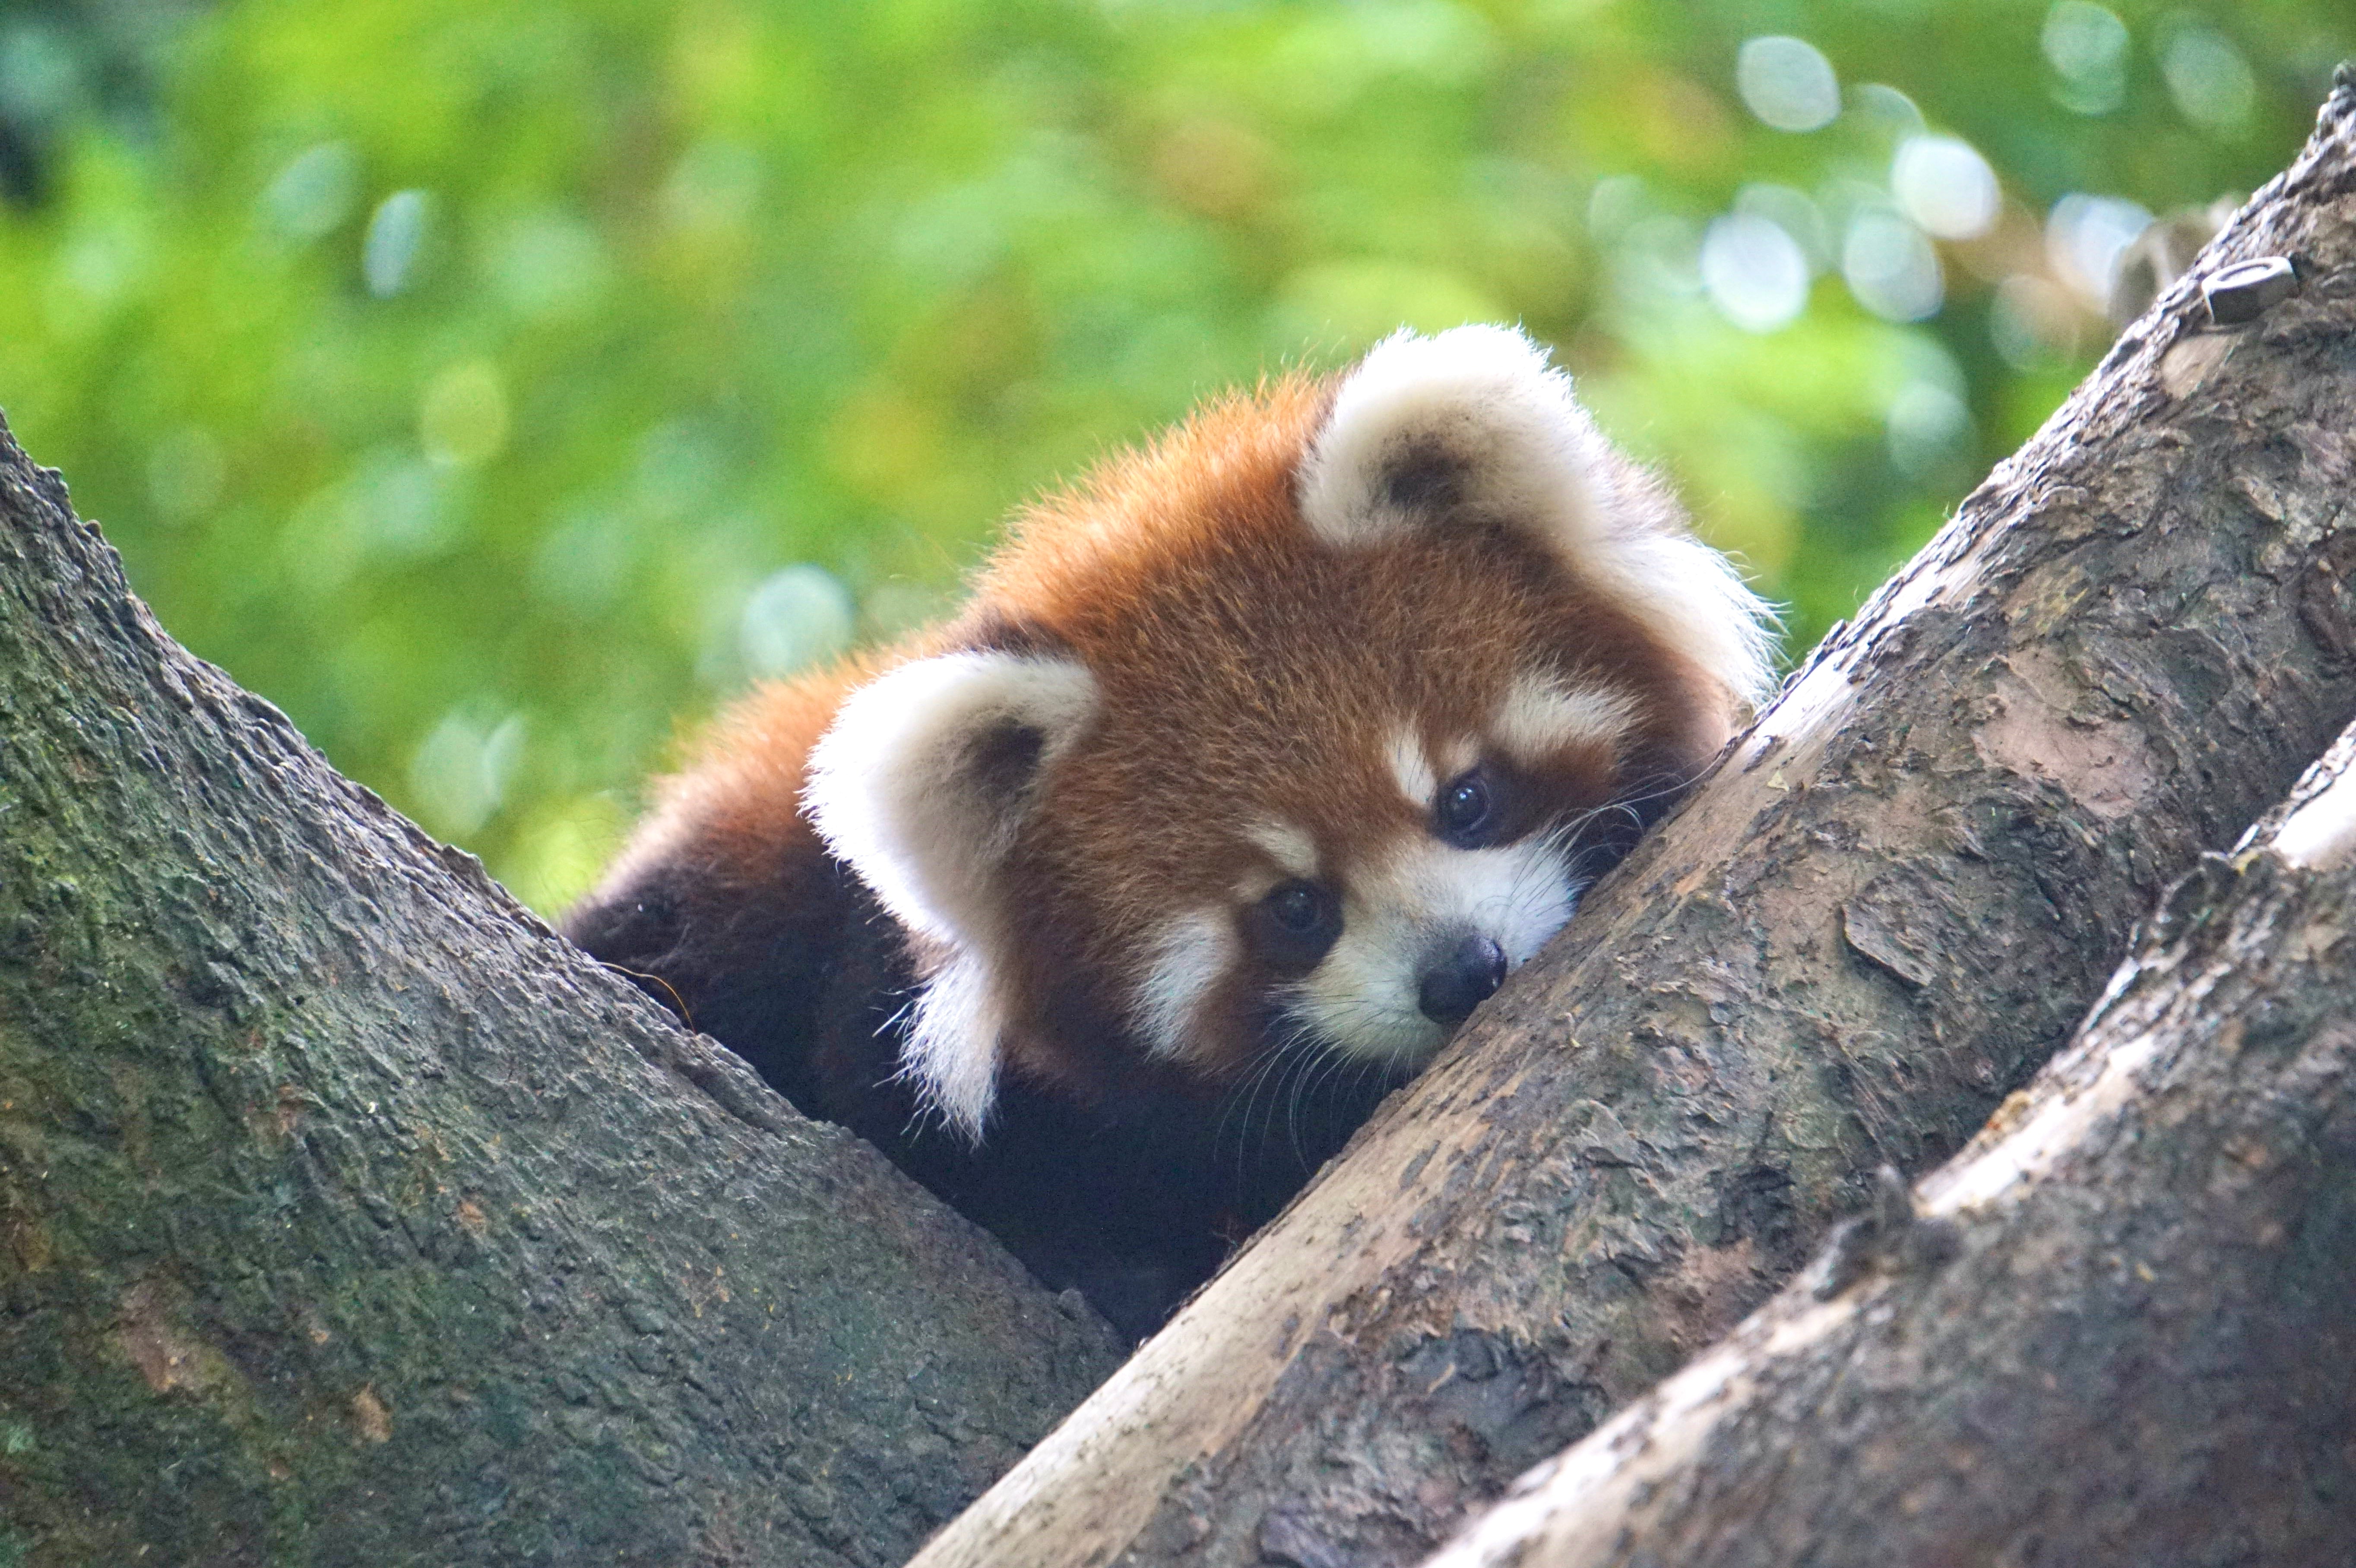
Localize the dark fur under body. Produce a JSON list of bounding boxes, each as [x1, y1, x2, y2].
[[565, 860, 1397, 1340]]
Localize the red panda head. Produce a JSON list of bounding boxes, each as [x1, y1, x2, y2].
[[806, 325, 1775, 1137]]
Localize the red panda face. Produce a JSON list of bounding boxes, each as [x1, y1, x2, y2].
[[1015, 512, 1723, 1090], [806, 326, 1774, 1136]]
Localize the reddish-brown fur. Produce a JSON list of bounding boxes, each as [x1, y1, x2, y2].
[[567, 357, 1747, 1337], [688, 371, 1720, 1094]]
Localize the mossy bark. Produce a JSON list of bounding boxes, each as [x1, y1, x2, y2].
[[0, 427, 1124, 1565], [913, 74, 2356, 1568], [1426, 721, 2356, 1568]]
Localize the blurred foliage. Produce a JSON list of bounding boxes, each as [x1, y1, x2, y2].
[[0, 0, 2345, 911]]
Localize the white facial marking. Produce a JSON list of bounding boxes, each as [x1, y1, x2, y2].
[[1493, 673, 1638, 765], [1387, 724, 1436, 810], [1244, 819, 1320, 880], [1133, 910, 1238, 1062], [1286, 833, 1577, 1068]]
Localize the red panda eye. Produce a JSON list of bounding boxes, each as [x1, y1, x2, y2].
[[1251, 879, 1341, 970], [1436, 768, 1497, 847], [1267, 881, 1324, 932]]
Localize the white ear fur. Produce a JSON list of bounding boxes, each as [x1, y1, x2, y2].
[[1299, 324, 1778, 708], [1299, 324, 1609, 551], [804, 649, 1096, 1136], [899, 952, 1006, 1141]]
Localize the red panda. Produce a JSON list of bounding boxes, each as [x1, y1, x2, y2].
[[565, 325, 1775, 1338]]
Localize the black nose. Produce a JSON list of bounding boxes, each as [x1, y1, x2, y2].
[[1417, 933, 1507, 1026]]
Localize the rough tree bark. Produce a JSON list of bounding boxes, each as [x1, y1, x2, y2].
[[0, 427, 1124, 1566], [913, 74, 2356, 1568], [1424, 719, 2356, 1568]]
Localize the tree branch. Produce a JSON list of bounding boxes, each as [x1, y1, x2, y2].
[[1426, 716, 2356, 1568], [915, 71, 2356, 1568], [0, 430, 1123, 1565]]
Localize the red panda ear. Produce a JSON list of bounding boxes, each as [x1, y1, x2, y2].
[[805, 650, 1096, 1135], [1298, 324, 1779, 708], [1298, 323, 1611, 550]]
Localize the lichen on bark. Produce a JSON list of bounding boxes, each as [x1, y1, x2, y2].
[[0, 428, 1125, 1566]]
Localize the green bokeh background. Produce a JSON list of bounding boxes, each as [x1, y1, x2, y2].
[[1, 0, 2345, 912]]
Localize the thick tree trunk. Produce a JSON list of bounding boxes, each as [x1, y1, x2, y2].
[[913, 75, 2356, 1568], [1424, 720, 2356, 1568], [0, 430, 1124, 1565]]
